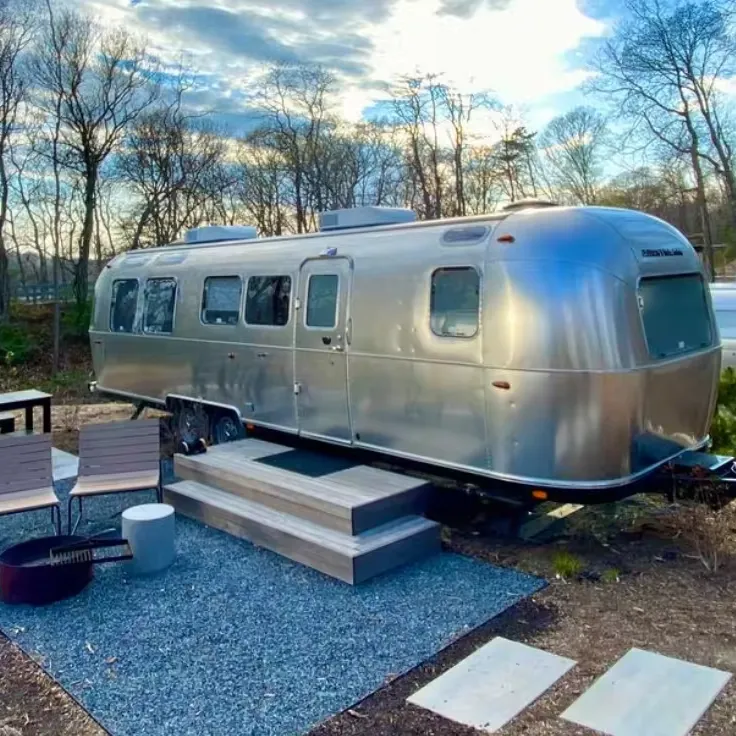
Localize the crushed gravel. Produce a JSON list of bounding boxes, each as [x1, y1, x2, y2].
[[0, 471, 542, 736]]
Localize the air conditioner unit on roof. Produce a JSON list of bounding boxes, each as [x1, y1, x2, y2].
[[501, 199, 559, 212], [184, 225, 258, 244], [319, 206, 416, 232]]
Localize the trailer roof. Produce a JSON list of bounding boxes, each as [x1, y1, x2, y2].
[[124, 211, 511, 257]]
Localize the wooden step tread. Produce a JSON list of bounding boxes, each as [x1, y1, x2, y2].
[[174, 441, 430, 534], [177, 442, 427, 508], [166, 480, 438, 554], [164, 480, 441, 584]]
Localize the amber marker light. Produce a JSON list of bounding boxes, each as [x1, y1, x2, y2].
[[532, 489, 548, 500], [497, 233, 515, 243]]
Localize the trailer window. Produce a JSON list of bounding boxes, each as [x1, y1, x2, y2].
[[110, 279, 139, 333], [202, 276, 242, 325], [639, 274, 712, 359], [143, 278, 177, 334], [245, 276, 291, 326], [306, 274, 338, 328], [430, 267, 480, 338]]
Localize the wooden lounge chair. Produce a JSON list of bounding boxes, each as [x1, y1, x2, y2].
[[0, 433, 61, 535], [68, 419, 162, 533]]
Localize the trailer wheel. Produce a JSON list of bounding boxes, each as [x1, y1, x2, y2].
[[212, 411, 245, 445], [175, 401, 210, 448]]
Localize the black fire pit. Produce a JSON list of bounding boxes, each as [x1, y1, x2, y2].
[[0, 533, 131, 605]]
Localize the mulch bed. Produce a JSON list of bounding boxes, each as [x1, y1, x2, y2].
[[0, 631, 104, 736]]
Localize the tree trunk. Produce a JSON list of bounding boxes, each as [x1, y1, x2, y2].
[[0, 242, 9, 322], [131, 201, 154, 249], [688, 77, 736, 230], [75, 165, 97, 305], [410, 134, 432, 219], [454, 143, 465, 216], [0, 140, 10, 321], [690, 144, 715, 282]]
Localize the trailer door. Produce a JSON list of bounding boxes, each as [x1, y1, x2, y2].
[[294, 257, 352, 442]]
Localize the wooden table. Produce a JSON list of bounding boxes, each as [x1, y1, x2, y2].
[[0, 390, 52, 434]]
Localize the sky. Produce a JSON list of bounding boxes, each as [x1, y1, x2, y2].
[[77, 0, 622, 137]]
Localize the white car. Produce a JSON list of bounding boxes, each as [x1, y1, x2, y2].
[[710, 283, 736, 371]]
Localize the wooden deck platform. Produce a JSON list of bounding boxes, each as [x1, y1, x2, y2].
[[174, 442, 429, 534], [165, 438, 440, 584]]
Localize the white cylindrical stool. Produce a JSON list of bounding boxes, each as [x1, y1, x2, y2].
[[121, 504, 175, 575]]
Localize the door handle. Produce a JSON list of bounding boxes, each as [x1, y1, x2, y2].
[[330, 345, 344, 352], [257, 352, 268, 358]]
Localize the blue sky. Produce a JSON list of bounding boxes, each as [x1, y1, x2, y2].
[[80, 0, 626, 136]]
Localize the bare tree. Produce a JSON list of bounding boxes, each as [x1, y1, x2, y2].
[[587, 0, 736, 279], [235, 130, 288, 236], [32, 1, 158, 303], [118, 69, 228, 248], [462, 145, 502, 214], [540, 106, 607, 204], [391, 76, 437, 219], [491, 108, 539, 202], [438, 85, 495, 216], [0, 0, 33, 321], [250, 64, 338, 233]]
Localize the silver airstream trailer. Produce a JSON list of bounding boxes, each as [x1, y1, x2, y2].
[[88, 204, 721, 500]]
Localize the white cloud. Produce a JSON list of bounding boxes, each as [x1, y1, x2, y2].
[[338, 0, 605, 122], [75, 0, 606, 132], [374, 0, 601, 97]]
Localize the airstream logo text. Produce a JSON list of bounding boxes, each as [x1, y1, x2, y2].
[[641, 248, 684, 257]]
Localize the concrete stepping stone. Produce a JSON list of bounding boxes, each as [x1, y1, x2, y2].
[[408, 637, 576, 732], [561, 647, 731, 736]]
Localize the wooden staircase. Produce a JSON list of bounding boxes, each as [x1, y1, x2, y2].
[[164, 439, 441, 584]]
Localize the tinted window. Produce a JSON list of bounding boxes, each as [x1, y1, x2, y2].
[[639, 274, 712, 359], [306, 274, 338, 328], [110, 279, 139, 333], [202, 276, 242, 325], [245, 276, 291, 326], [143, 278, 176, 334], [430, 267, 480, 337]]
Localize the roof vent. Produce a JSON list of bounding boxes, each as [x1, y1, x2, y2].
[[318, 206, 416, 232], [183, 225, 258, 244], [501, 199, 559, 212]]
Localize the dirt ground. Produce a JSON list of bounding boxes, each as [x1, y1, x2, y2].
[[1, 407, 736, 734]]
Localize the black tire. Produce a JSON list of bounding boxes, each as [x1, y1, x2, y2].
[[211, 411, 245, 445], [175, 401, 211, 447]]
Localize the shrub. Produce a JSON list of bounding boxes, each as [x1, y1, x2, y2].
[[710, 368, 736, 455], [552, 550, 584, 579], [62, 299, 93, 340], [39, 369, 89, 396], [601, 568, 621, 583], [662, 485, 735, 573], [0, 323, 34, 365]]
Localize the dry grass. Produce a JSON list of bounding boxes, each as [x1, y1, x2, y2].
[[630, 487, 736, 574]]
